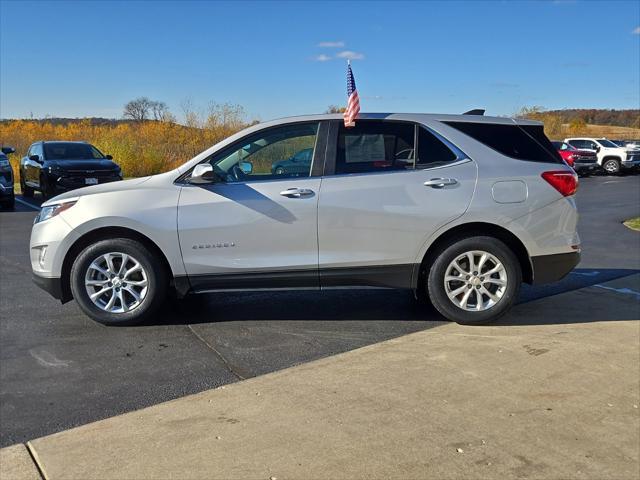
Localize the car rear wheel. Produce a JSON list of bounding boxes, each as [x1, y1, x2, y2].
[[426, 236, 521, 324], [70, 238, 167, 326], [603, 158, 621, 175]]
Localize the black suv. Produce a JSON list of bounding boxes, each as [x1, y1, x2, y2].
[[0, 146, 16, 209], [20, 141, 122, 198]]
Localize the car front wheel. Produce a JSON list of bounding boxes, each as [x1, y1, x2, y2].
[[426, 236, 521, 324], [20, 175, 34, 197], [602, 159, 621, 175], [70, 238, 167, 325]]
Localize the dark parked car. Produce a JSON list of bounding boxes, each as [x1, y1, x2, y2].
[[0, 146, 16, 209], [271, 148, 313, 176], [20, 141, 122, 198]]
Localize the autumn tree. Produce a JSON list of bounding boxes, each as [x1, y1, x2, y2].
[[326, 105, 346, 113], [569, 118, 587, 135]]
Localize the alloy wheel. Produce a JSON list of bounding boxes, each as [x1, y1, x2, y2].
[[84, 252, 148, 313], [444, 250, 507, 311]]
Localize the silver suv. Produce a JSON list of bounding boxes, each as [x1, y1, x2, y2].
[[30, 113, 581, 325]]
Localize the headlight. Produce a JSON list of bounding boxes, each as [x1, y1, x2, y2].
[[35, 201, 77, 223]]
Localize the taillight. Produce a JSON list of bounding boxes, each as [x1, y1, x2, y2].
[[541, 171, 578, 197]]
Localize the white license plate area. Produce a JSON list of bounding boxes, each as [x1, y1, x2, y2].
[[85, 178, 98, 185]]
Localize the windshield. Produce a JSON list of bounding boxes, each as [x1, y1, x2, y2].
[[44, 143, 105, 160], [597, 139, 619, 148]]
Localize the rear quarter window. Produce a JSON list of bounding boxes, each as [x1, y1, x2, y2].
[[443, 121, 563, 164]]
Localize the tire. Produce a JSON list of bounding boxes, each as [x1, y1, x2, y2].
[[426, 236, 521, 325], [2, 195, 15, 210], [40, 176, 55, 199], [602, 158, 621, 175], [20, 175, 34, 198], [70, 238, 168, 326]]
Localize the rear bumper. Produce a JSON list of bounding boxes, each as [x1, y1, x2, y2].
[[32, 273, 66, 302], [530, 252, 580, 284]]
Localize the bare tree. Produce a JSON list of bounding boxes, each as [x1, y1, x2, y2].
[[123, 97, 154, 121], [150, 100, 172, 122]]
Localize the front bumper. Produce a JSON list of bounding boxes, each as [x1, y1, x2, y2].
[[572, 162, 599, 173], [32, 273, 66, 301], [50, 174, 121, 193], [530, 251, 581, 284], [621, 159, 640, 169]]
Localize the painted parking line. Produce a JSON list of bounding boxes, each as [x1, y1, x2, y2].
[[14, 197, 41, 211], [593, 284, 640, 300]]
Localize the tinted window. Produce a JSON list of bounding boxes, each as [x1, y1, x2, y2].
[[209, 122, 318, 182], [416, 127, 457, 168], [444, 121, 562, 163], [44, 143, 104, 160], [598, 139, 619, 148], [336, 121, 415, 174]]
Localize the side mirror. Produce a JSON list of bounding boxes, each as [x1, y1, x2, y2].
[[238, 161, 253, 174], [189, 163, 216, 184], [595, 146, 601, 152], [105, 154, 113, 160], [29, 154, 40, 162], [1, 147, 15, 155]]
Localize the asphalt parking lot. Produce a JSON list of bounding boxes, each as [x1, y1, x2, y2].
[[1, 175, 639, 448]]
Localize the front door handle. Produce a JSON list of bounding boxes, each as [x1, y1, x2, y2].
[[279, 187, 315, 198], [424, 178, 458, 188]]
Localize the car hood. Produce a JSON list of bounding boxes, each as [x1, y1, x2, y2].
[[572, 149, 597, 156], [43, 176, 152, 205], [47, 159, 119, 170]]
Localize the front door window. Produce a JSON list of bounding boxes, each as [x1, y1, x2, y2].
[[208, 123, 319, 182]]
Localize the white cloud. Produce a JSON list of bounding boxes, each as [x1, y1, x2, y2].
[[632, 26, 640, 35], [336, 50, 365, 60], [318, 41, 345, 48], [313, 54, 332, 62]]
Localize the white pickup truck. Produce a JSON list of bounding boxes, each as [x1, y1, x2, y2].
[[564, 137, 640, 174]]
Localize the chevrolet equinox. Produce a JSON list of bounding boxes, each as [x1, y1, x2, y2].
[[30, 113, 581, 325]]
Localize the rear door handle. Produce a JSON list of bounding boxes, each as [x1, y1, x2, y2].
[[279, 187, 315, 198], [424, 178, 458, 188]]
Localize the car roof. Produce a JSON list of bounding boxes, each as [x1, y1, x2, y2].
[[40, 141, 89, 144], [264, 112, 542, 126]]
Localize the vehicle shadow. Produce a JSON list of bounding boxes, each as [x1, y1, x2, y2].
[[145, 268, 639, 327]]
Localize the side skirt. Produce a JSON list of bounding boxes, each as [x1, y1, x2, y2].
[[179, 264, 417, 294]]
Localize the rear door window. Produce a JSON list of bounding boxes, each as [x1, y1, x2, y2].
[[336, 121, 415, 174], [444, 121, 562, 163], [416, 127, 458, 168]]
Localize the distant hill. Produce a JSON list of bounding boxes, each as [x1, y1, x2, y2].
[[539, 109, 639, 129], [0, 117, 133, 126]]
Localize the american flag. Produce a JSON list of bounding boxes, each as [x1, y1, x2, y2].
[[343, 61, 360, 127]]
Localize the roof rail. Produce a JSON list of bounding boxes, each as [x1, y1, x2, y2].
[[463, 109, 485, 116]]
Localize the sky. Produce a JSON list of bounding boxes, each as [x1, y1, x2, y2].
[[1, 0, 639, 121]]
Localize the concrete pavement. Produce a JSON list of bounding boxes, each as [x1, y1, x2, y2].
[[3, 275, 638, 479]]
